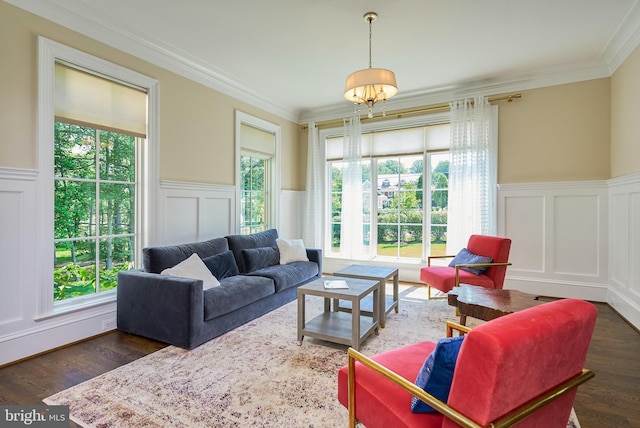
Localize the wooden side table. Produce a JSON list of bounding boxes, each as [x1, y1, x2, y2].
[[297, 276, 380, 351], [332, 264, 399, 328], [448, 285, 542, 325]]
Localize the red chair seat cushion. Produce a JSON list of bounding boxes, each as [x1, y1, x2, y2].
[[338, 341, 445, 428], [420, 266, 495, 293]]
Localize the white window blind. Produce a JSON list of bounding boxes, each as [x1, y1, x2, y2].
[[240, 123, 275, 156], [326, 123, 450, 159], [54, 62, 147, 138]]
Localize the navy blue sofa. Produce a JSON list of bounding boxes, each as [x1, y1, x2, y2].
[[117, 229, 322, 349]]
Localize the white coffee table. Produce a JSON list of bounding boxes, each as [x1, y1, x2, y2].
[[297, 276, 380, 351]]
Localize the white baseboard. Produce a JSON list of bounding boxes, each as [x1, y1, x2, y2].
[[607, 288, 640, 330], [0, 307, 117, 366]]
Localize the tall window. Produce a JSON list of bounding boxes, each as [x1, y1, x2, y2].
[[236, 112, 280, 235], [240, 154, 268, 234], [53, 62, 146, 302], [39, 37, 157, 314], [326, 121, 450, 261], [53, 123, 137, 300]]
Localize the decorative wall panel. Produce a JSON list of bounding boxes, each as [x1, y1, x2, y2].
[[158, 181, 235, 246], [608, 174, 640, 328], [498, 181, 609, 301]]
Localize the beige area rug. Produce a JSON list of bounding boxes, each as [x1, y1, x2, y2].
[[45, 286, 580, 428]]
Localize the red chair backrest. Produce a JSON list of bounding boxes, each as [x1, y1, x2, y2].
[[466, 234, 511, 289], [442, 298, 597, 428]]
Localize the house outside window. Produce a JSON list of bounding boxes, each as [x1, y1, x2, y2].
[[325, 118, 450, 261]]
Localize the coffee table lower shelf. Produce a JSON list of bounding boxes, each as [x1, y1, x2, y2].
[[299, 311, 377, 348]]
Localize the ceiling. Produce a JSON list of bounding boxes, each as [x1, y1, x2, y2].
[[8, 0, 640, 123]]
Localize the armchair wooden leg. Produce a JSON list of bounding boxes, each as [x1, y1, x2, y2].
[[428, 285, 432, 300]]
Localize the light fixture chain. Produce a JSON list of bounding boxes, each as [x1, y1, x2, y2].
[[368, 16, 372, 68]]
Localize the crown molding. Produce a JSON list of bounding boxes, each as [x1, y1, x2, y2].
[[5, 0, 299, 123], [7, 0, 640, 126], [298, 60, 612, 125], [601, 0, 640, 74]]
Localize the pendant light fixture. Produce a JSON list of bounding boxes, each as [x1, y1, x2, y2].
[[344, 12, 398, 118]]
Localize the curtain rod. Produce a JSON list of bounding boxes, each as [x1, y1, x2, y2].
[[301, 93, 522, 130]]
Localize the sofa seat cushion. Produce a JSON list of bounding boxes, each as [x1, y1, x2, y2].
[[143, 237, 229, 274], [247, 261, 319, 292], [203, 275, 275, 321], [338, 341, 443, 428]]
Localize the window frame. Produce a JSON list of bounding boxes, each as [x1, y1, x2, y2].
[[37, 37, 159, 318], [320, 112, 450, 262], [235, 111, 280, 234]]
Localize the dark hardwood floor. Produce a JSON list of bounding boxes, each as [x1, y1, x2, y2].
[[0, 300, 638, 427]]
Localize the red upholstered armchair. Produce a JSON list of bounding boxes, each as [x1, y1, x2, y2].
[[420, 234, 512, 299], [337, 298, 596, 428]]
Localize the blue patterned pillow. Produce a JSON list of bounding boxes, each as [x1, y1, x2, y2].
[[448, 248, 493, 275], [411, 335, 465, 413]]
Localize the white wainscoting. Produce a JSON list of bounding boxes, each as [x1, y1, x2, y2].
[[0, 168, 37, 335], [157, 181, 236, 245], [607, 173, 640, 328], [2, 169, 638, 364], [498, 181, 610, 302], [279, 190, 304, 239], [0, 168, 118, 366]]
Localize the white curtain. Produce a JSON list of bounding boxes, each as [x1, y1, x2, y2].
[[303, 122, 323, 248], [340, 115, 364, 259], [447, 96, 498, 253]]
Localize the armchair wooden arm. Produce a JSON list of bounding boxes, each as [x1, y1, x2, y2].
[[346, 347, 594, 428], [427, 254, 456, 267], [454, 262, 512, 287], [446, 320, 471, 337]]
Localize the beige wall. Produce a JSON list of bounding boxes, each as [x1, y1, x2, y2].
[[298, 80, 612, 185], [499, 79, 611, 183], [611, 44, 640, 178], [1, 1, 636, 189], [0, 2, 304, 190]]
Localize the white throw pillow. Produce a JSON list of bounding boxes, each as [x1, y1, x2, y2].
[[276, 238, 309, 264], [161, 253, 220, 290]]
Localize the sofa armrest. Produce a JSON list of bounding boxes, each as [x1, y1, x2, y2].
[[117, 270, 204, 348], [306, 248, 323, 275]]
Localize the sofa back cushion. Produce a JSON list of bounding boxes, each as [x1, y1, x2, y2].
[[226, 229, 279, 273], [240, 246, 280, 272], [143, 237, 229, 274], [202, 250, 240, 280]]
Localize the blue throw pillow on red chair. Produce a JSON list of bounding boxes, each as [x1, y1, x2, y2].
[[448, 248, 493, 275], [411, 335, 465, 413]]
